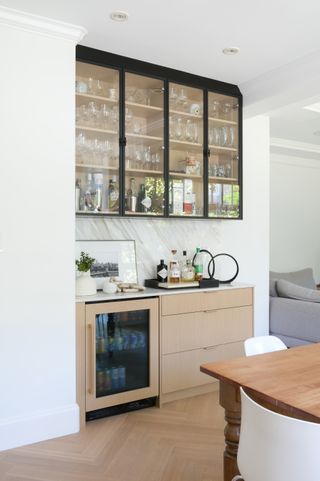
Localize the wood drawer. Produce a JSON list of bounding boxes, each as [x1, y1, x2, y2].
[[203, 288, 253, 311], [161, 292, 204, 316], [161, 288, 253, 316], [161, 306, 253, 354], [161, 341, 245, 394]]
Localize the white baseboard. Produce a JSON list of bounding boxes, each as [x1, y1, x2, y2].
[[0, 403, 79, 452]]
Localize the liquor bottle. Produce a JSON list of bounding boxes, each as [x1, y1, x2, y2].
[[169, 249, 180, 283], [193, 247, 204, 281], [157, 259, 168, 283], [84, 173, 96, 211], [127, 178, 137, 212], [181, 250, 195, 282], [137, 184, 146, 212], [107, 313, 115, 358], [93, 172, 103, 211], [108, 175, 119, 212], [75, 179, 81, 211]]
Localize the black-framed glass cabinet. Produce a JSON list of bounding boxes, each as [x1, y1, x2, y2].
[[75, 46, 242, 219]]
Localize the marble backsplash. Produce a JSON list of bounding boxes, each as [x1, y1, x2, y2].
[[76, 217, 223, 283]]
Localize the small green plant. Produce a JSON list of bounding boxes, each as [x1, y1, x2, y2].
[[76, 251, 95, 273]]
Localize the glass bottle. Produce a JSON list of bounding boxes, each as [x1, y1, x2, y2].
[[84, 173, 96, 211], [193, 247, 204, 281], [181, 251, 195, 282], [127, 178, 137, 212], [169, 249, 180, 283], [138, 183, 146, 213], [108, 175, 119, 212], [157, 259, 168, 283]]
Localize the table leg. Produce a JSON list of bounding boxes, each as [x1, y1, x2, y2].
[[219, 381, 241, 481]]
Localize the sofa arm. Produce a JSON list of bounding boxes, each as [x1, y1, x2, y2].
[[270, 297, 320, 343]]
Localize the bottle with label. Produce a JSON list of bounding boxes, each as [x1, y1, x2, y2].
[[127, 178, 137, 212], [84, 173, 96, 211], [193, 247, 204, 281], [157, 259, 168, 283], [108, 175, 119, 212], [181, 251, 195, 282], [169, 249, 180, 283], [93, 172, 103, 211]]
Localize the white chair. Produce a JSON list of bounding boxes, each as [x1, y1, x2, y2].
[[244, 335, 287, 356], [232, 387, 320, 481]]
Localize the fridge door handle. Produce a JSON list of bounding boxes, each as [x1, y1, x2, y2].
[[87, 323, 94, 395]]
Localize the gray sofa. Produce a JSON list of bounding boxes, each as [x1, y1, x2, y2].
[[269, 268, 320, 347]]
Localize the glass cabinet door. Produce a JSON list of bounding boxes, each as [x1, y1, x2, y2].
[[207, 92, 240, 218], [168, 83, 204, 217], [124, 73, 165, 216], [75, 62, 120, 214]]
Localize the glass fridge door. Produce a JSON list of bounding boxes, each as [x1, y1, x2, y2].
[[207, 92, 240, 218], [75, 62, 120, 214], [95, 310, 149, 397], [168, 82, 204, 217], [124, 72, 165, 216]]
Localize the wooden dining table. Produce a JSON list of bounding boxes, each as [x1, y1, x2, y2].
[[200, 343, 320, 481]]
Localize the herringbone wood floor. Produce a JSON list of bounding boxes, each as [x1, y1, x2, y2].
[[0, 392, 224, 481]]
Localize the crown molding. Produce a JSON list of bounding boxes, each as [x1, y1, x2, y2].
[[270, 137, 320, 154], [0, 6, 87, 43]]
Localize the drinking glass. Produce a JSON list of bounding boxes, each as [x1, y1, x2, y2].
[[221, 102, 232, 120], [177, 88, 188, 110], [226, 126, 235, 147], [87, 101, 99, 127], [99, 104, 110, 129], [175, 117, 185, 140], [143, 146, 152, 169], [169, 86, 178, 107], [210, 100, 220, 118], [219, 126, 228, 147]]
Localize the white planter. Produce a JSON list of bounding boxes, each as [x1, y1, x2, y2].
[[76, 271, 97, 296]]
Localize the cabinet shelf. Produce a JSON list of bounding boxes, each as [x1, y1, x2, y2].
[[209, 144, 238, 152], [170, 139, 202, 148], [208, 117, 237, 125], [208, 176, 238, 184], [76, 92, 118, 103], [76, 163, 118, 171], [126, 101, 163, 117], [169, 109, 202, 120], [126, 133, 163, 144], [76, 125, 118, 135], [126, 168, 163, 176], [170, 172, 202, 180]]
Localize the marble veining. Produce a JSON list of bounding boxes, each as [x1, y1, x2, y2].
[[76, 217, 223, 283]]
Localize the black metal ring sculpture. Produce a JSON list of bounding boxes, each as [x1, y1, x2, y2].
[[208, 253, 239, 284]]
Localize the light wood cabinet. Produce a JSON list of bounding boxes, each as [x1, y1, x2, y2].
[[159, 288, 253, 404]]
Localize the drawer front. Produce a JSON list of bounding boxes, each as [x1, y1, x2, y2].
[[161, 288, 253, 316], [161, 292, 204, 316], [161, 341, 245, 394], [203, 288, 253, 311], [161, 306, 253, 354]]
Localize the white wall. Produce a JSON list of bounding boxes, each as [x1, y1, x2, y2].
[[77, 116, 270, 336], [270, 145, 320, 282], [0, 11, 85, 450]]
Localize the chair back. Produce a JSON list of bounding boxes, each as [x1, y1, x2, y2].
[[237, 387, 320, 481], [244, 335, 287, 356]]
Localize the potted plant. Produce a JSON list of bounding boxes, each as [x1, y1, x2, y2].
[[75, 251, 97, 296]]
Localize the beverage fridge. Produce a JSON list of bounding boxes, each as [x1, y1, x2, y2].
[[85, 298, 159, 419]]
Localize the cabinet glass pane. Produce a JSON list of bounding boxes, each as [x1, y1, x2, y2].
[[95, 310, 149, 397], [75, 62, 120, 214], [208, 92, 240, 218], [124, 73, 164, 216], [169, 83, 203, 216]]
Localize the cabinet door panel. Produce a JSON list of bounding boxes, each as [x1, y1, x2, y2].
[[162, 306, 252, 354], [161, 341, 245, 394], [208, 91, 240, 219], [76, 61, 120, 214], [124, 72, 165, 216]]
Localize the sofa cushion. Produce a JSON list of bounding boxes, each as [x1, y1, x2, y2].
[[276, 279, 320, 303], [269, 268, 316, 297]]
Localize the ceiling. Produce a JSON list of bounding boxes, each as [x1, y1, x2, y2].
[[2, 0, 320, 144], [2, 0, 320, 86]]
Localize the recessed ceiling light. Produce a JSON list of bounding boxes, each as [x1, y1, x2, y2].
[[110, 11, 129, 22], [313, 130, 320, 136], [304, 102, 320, 113], [222, 47, 240, 55]]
